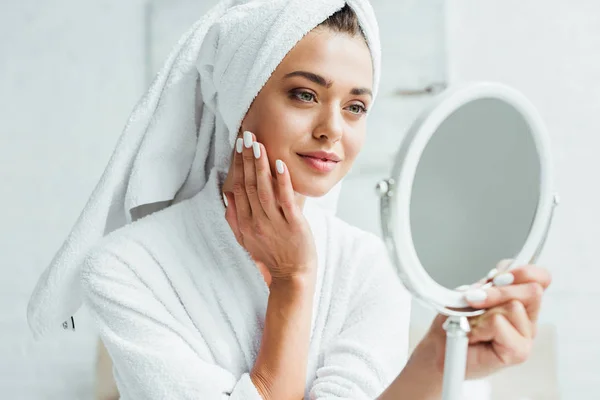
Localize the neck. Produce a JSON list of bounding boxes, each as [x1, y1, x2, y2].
[[221, 162, 306, 210]]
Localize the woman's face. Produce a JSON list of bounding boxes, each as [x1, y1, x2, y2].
[[240, 27, 373, 198]]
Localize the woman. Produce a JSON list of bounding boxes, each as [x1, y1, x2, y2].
[[32, 1, 552, 399]]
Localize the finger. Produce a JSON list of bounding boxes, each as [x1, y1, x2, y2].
[[485, 258, 514, 280], [253, 141, 280, 220], [508, 265, 552, 289], [465, 282, 544, 322], [274, 159, 299, 223], [224, 192, 244, 246], [242, 131, 267, 219], [486, 265, 551, 288], [502, 300, 536, 338], [232, 137, 252, 220], [469, 312, 532, 366], [471, 300, 533, 339]]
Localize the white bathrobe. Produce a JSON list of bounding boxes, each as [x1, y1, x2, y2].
[[81, 168, 411, 400]]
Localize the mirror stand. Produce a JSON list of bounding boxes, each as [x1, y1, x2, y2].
[[441, 316, 471, 400]]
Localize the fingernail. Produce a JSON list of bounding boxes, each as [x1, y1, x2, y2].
[[243, 131, 253, 148], [252, 142, 260, 159], [222, 193, 228, 207], [276, 159, 284, 174], [493, 272, 514, 287], [487, 268, 498, 279], [236, 138, 243, 153], [465, 289, 488, 303], [455, 284, 470, 292]]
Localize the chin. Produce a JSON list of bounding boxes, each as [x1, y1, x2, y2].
[[292, 177, 339, 198], [287, 155, 348, 198]]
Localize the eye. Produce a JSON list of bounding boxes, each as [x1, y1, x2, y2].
[[347, 103, 368, 115], [291, 90, 316, 103]]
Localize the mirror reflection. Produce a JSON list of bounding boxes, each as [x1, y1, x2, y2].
[[409, 98, 540, 289]]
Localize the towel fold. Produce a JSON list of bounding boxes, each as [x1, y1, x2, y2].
[[27, 0, 382, 339]]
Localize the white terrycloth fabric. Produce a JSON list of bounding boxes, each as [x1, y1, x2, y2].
[[27, 0, 382, 339], [81, 168, 411, 399]]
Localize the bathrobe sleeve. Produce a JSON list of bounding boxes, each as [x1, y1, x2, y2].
[[308, 235, 412, 400], [80, 246, 263, 400]]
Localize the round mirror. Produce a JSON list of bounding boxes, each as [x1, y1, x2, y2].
[[378, 82, 558, 313], [377, 82, 559, 399]]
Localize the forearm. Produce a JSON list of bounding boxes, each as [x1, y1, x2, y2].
[[377, 336, 443, 400], [250, 272, 316, 400]]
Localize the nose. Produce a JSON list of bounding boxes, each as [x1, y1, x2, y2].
[[312, 107, 344, 143]]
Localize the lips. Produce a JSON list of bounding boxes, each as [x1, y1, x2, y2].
[[297, 152, 341, 173], [297, 151, 342, 162]]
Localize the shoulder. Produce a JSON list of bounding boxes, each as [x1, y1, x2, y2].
[[312, 206, 388, 265], [328, 214, 411, 310], [80, 202, 195, 288], [309, 207, 400, 291], [309, 210, 411, 341]]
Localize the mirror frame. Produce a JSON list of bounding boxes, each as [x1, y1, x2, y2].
[[378, 82, 556, 312]]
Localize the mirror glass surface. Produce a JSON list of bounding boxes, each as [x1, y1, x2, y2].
[[409, 98, 541, 289]]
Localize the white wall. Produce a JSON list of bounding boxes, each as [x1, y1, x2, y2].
[[0, 1, 145, 398], [446, 1, 600, 398]]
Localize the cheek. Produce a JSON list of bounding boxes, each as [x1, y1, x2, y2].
[[343, 129, 366, 161], [248, 99, 311, 148]]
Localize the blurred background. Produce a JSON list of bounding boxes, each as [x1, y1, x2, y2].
[[1, 0, 598, 399]]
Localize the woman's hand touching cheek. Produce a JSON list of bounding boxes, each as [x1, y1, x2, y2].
[[223, 131, 318, 282]]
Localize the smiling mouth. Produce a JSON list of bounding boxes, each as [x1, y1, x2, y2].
[[299, 154, 339, 162], [297, 154, 340, 173]]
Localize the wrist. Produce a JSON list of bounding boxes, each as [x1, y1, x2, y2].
[[251, 268, 315, 400], [378, 336, 444, 400], [270, 269, 316, 292]]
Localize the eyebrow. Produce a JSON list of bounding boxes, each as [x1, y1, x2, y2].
[[283, 70, 372, 97]]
